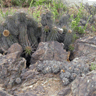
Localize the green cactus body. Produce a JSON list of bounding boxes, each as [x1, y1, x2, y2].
[[64, 30, 74, 51], [47, 27, 58, 41], [18, 23, 30, 48], [27, 27, 38, 46], [1, 36, 9, 51], [15, 12, 27, 23], [41, 27, 46, 42], [5, 15, 19, 36], [6, 34, 18, 47], [0, 24, 4, 33], [26, 15, 39, 45]]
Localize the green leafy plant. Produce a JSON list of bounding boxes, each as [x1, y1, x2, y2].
[[92, 25, 96, 31], [0, 0, 4, 7], [48, 0, 67, 20], [75, 26, 85, 34], [90, 63, 96, 71], [72, 33, 79, 42], [11, 0, 35, 7], [69, 44, 74, 51], [0, 10, 9, 18], [32, 6, 43, 22], [84, 15, 92, 30], [70, 3, 92, 34], [70, 3, 85, 33], [0, 8, 16, 19], [34, 0, 51, 6]]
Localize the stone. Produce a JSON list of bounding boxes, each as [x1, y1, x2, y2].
[[0, 51, 24, 66], [71, 70, 96, 96], [0, 52, 26, 88], [7, 43, 23, 55], [0, 89, 12, 96], [17, 92, 37, 96], [74, 36, 96, 57], [13, 68, 64, 96], [58, 70, 96, 96], [57, 86, 71, 96], [31, 41, 68, 64]]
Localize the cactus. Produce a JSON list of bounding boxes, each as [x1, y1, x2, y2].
[[1, 36, 9, 51], [63, 29, 74, 51], [14, 11, 27, 23], [41, 11, 64, 42], [3, 30, 18, 48], [27, 27, 38, 47], [6, 34, 18, 47], [0, 24, 3, 32], [58, 14, 70, 27], [57, 25, 67, 43], [47, 26, 60, 41], [5, 15, 19, 36], [18, 23, 30, 48], [41, 11, 53, 28], [26, 15, 40, 45], [24, 46, 32, 56], [40, 11, 53, 42]]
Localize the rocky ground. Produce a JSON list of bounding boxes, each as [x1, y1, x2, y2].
[[0, 1, 96, 96], [0, 37, 96, 96]]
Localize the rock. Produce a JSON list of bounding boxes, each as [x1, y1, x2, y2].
[[21, 69, 36, 80], [0, 51, 22, 65], [74, 36, 96, 57], [7, 43, 23, 55], [57, 86, 71, 96], [58, 70, 96, 96], [0, 89, 12, 96], [0, 52, 26, 88], [71, 70, 96, 96], [31, 41, 68, 64], [36, 59, 89, 86], [14, 68, 64, 96], [17, 92, 37, 96]]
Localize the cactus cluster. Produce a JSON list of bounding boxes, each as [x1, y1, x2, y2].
[[0, 10, 77, 54], [0, 11, 39, 54], [40, 11, 76, 51], [40, 10, 64, 42], [36, 60, 89, 86], [60, 61, 89, 86]]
